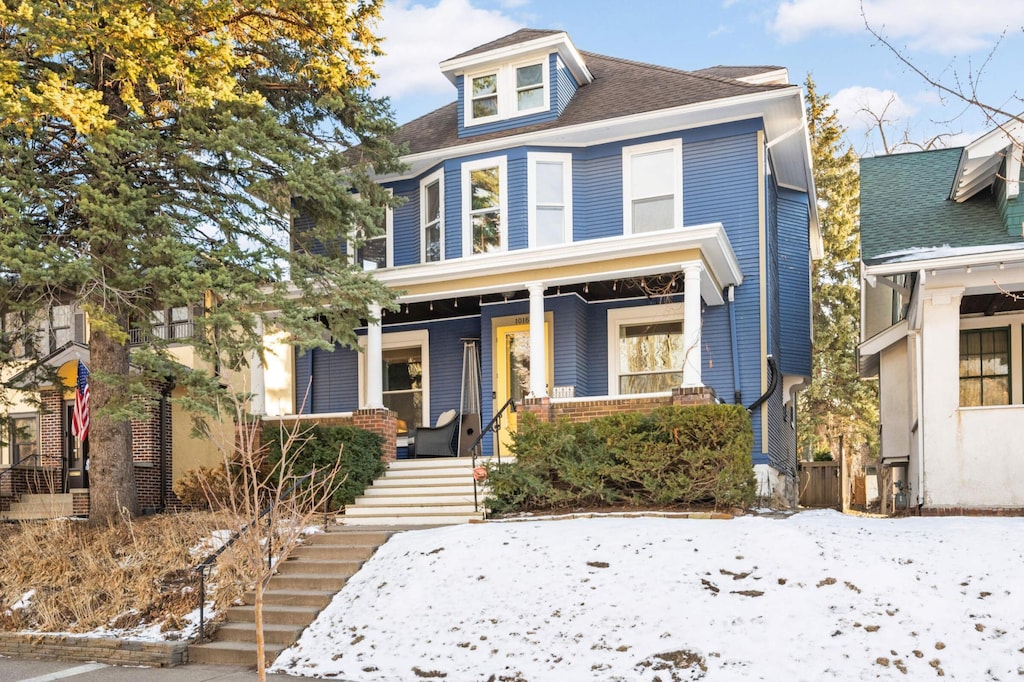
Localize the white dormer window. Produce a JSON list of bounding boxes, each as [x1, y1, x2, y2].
[[471, 73, 498, 119], [465, 58, 549, 126], [515, 63, 544, 111]]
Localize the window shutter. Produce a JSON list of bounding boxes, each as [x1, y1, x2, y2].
[[74, 313, 86, 344]]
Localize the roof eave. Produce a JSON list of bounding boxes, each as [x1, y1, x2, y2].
[[439, 32, 594, 86], [385, 87, 811, 190]]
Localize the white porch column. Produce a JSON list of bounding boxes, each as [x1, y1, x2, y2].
[[249, 317, 266, 415], [682, 263, 703, 388], [364, 302, 385, 409], [527, 283, 548, 398]]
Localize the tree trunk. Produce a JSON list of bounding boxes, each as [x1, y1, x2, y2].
[[87, 329, 140, 525]]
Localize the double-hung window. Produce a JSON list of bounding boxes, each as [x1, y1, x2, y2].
[[352, 192, 393, 270], [528, 152, 572, 247], [465, 58, 549, 126], [622, 139, 682, 234], [9, 414, 38, 465], [959, 328, 1010, 406], [462, 157, 507, 256], [470, 73, 499, 120], [420, 170, 444, 263], [607, 304, 685, 395]]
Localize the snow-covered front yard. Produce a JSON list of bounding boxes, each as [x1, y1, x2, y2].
[[270, 510, 1024, 681]]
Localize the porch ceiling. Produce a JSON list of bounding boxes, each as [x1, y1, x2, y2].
[[377, 275, 688, 325], [371, 222, 742, 308], [961, 291, 1024, 316]]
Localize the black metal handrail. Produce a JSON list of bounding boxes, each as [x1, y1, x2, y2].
[[0, 465, 16, 501], [191, 470, 317, 644], [469, 398, 516, 513]]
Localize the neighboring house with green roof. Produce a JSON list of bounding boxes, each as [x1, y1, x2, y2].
[[859, 120, 1024, 514]]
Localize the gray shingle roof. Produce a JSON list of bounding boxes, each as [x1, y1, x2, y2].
[[690, 65, 784, 79], [393, 49, 793, 155], [443, 28, 563, 62], [860, 148, 1016, 264]]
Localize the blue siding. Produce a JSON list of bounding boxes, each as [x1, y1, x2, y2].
[[574, 146, 623, 240], [298, 344, 359, 414], [554, 55, 579, 115], [390, 177, 419, 267], [507, 149, 528, 251], [443, 160, 461, 259], [777, 186, 812, 377], [456, 55, 561, 139], [683, 130, 765, 460], [421, 316, 481, 424], [549, 294, 589, 394]]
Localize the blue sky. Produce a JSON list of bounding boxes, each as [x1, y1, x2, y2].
[[370, 0, 1024, 156]]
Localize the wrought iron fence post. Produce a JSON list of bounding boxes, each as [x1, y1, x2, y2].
[[197, 567, 206, 644]]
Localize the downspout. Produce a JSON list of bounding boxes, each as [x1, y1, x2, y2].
[[914, 329, 925, 510], [728, 285, 742, 405], [912, 269, 926, 511], [746, 355, 779, 414]]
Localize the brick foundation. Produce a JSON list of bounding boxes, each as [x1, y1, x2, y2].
[[521, 387, 718, 425], [0, 632, 187, 667]]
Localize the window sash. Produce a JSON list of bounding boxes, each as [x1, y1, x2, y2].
[[515, 63, 544, 111], [471, 73, 498, 119], [959, 328, 1010, 407], [422, 180, 441, 262], [469, 165, 502, 253], [10, 415, 38, 464]]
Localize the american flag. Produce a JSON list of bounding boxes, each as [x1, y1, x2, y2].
[[71, 360, 90, 441]]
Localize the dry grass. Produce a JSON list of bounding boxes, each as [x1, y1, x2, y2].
[[0, 511, 261, 637]]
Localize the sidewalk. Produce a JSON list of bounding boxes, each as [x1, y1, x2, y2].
[[0, 659, 339, 682]]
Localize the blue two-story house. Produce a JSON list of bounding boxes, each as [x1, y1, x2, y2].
[[257, 29, 820, 506]]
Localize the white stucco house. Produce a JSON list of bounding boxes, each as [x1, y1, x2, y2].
[[859, 120, 1024, 514]]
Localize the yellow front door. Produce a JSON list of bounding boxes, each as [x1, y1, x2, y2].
[[493, 316, 552, 454]]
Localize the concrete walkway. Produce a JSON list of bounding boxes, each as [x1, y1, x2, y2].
[[0, 659, 332, 682]]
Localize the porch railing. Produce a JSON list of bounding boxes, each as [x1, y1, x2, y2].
[[468, 397, 516, 513], [191, 471, 319, 644]]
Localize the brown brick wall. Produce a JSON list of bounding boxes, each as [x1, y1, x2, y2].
[[354, 409, 397, 463]]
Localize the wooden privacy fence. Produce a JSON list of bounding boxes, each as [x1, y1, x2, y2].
[[799, 460, 841, 508]]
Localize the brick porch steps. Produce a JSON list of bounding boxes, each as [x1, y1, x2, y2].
[[0, 493, 74, 521], [187, 527, 393, 668]]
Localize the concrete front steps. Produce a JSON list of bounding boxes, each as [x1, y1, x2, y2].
[[188, 527, 393, 667], [341, 456, 491, 526], [0, 493, 73, 521]]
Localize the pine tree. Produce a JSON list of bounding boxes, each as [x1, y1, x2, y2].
[[0, 0, 402, 525], [798, 77, 879, 462]]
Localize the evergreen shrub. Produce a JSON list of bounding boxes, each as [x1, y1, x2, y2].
[[262, 424, 385, 508], [485, 404, 755, 513]]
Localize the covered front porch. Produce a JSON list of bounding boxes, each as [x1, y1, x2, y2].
[[260, 223, 747, 461]]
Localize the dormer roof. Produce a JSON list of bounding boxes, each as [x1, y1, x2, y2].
[[439, 28, 593, 87], [951, 117, 1024, 202]]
